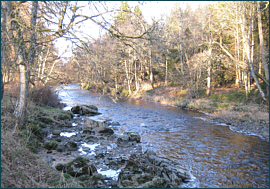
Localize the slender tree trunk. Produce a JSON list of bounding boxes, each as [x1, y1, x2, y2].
[[235, 65, 239, 87], [207, 15, 212, 97], [206, 64, 211, 97], [257, 1, 269, 96], [244, 69, 248, 99], [244, 7, 266, 101], [248, 71, 251, 92], [1, 1, 6, 100], [148, 45, 153, 88], [1, 71, 4, 101], [206, 48, 212, 97], [124, 60, 131, 94], [28, 1, 38, 86], [134, 56, 139, 92], [165, 54, 168, 85]]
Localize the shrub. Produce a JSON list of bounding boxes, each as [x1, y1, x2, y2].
[[30, 86, 64, 108], [121, 87, 129, 96]]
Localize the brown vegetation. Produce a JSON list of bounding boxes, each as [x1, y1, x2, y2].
[[1, 84, 79, 188]]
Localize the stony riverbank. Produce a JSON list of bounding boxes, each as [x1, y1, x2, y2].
[[208, 117, 269, 142], [38, 105, 193, 188]]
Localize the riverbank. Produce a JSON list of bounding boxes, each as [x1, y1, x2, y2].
[[104, 83, 269, 142], [1, 90, 192, 188]]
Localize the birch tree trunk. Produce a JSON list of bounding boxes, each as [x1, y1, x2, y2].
[[125, 60, 131, 94], [17, 55, 27, 125], [206, 49, 212, 97], [134, 56, 139, 92], [165, 54, 168, 85], [148, 44, 154, 88]]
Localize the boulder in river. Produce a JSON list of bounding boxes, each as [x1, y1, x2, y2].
[[56, 156, 97, 177], [117, 150, 192, 188], [126, 132, 141, 143], [52, 129, 61, 135], [71, 105, 101, 116], [64, 141, 78, 151], [84, 118, 114, 136], [117, 132, 141, 147]]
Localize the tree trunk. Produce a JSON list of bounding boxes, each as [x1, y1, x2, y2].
[[165, 54, 168, 85], [235, 65, 239, 87], [124, 60, 131, 94], [257, 1, 269, 96], [148, 45, 153, 88], [206, 65, 211, 97], [206, 48, 212, 97], [28, 1, 38, 86], [1, 71, 4, 101], [244, 69, 248, 99], [248, 71, 251, 92], [134, 56, 139, 92], [244, 7, 266, 101], [17, 56, 27, 125]]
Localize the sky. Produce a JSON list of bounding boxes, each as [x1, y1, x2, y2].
[[54, 1, 209, 62]]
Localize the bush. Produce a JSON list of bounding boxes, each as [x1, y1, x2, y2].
[[30, 86, 64, 108], [120, 87, 129, 96]]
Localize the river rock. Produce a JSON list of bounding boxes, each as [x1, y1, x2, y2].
[[116, 132, 140, 147], [111, 122, 120, 126], [84, 118, 114, 136], [126, 132, 141, 142], [117, 150, 192, 188], [56, 156, 97, 177], [52, 130, 61, 135], [71, 105, 101, 116], [82, 129, 95, 135], [64, 141, 78, 151], [84, 136, 99, 143]]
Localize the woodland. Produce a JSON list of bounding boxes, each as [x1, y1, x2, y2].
[[1, 1, 269, 188], [1, 1, 269, 125]]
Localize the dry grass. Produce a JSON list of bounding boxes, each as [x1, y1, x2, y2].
[[1, 130, 82, 188], [1, 129, 58, 188], [1, 86, 81, 188], [129, 84, 269, 126], [214, 104, 269, 124]]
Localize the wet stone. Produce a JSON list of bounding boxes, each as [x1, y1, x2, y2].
[[84, 136, 99, 143], [64, 141, 78, 151], [52, 130, 61, 135]]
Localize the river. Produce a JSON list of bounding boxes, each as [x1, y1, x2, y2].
[[57, 83, 269, 188]]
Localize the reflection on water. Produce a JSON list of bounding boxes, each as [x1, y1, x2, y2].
[[58, 84, 269, 188]]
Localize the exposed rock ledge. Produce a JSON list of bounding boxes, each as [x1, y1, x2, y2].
[[40, 104, 192, 188]]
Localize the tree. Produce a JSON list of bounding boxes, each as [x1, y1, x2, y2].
[[257, 1, 269, 95]]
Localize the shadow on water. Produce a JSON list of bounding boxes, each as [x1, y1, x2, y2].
[[58, 84, 269, 188]]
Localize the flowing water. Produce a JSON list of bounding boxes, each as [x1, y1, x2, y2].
[[57, 83, 269, 188]]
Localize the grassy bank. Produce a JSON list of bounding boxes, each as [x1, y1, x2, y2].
[[1, 88, 81, 188]]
